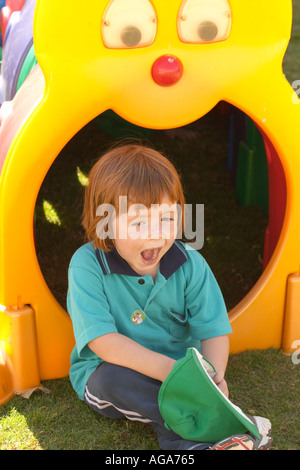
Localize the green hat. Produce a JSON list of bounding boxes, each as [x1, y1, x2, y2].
[[158, 348, 260, 443]]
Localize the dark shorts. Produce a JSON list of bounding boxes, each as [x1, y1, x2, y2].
[[85, 362, 210, 450]]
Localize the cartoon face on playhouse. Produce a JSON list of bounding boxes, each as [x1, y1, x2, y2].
[[34, 0, 290, 130]]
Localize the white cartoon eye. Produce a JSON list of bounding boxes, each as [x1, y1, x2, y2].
[[102, 0, 157, 49], [177, 0, 231, 44]]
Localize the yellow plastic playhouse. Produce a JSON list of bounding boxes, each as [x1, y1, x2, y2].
[[0, 0, 300, 405]]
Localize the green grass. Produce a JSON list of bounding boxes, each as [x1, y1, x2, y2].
[[1, 1, 300, 451], [1, 349, 299, 450]]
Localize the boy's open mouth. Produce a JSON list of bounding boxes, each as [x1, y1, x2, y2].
[[140, 247, 161, 264]]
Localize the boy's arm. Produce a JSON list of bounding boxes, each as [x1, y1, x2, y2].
[[201, 334, 230, 397], [88, 332, 176, 383]]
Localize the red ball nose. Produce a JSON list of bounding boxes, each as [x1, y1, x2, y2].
[[151, 55, 183, 87]]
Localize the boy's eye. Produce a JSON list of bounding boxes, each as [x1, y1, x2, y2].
[[131, 220, 147, 228], [161, 218, 173, 225], [102, 0, 157, 49], [177, 0, 231, 44]]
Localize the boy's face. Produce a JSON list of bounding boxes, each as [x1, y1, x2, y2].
[[114, 195, 179, 278]]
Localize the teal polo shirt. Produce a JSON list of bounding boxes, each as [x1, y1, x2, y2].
[[67, 241, 232, 400]]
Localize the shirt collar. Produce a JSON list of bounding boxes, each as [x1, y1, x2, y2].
[[95, 241, 188, 280]]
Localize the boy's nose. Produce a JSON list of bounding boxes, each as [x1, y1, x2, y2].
[[147, 222, 161, 239], [151, 55, 183, 87], [149, 222, 171, 240]]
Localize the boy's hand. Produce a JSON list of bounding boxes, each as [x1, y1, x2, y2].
[[213, 370, 229, 398]]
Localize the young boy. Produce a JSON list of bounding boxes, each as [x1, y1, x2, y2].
[[67, 144, 272, 450]]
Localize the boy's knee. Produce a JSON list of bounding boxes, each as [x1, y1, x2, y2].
[[88, 362, 131, 397]]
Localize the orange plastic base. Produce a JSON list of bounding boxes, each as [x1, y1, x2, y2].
[[0, 350, 14, 406], [281, 273, 300, 355], [0, 305, 41, 401]]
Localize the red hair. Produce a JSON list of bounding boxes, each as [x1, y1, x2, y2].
[[82, 144, 185, 251]]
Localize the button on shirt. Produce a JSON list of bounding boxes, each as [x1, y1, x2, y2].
[[67, 241, 232, 400]]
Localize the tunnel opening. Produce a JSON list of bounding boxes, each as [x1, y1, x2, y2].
[[35, 102, 286, 313]]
